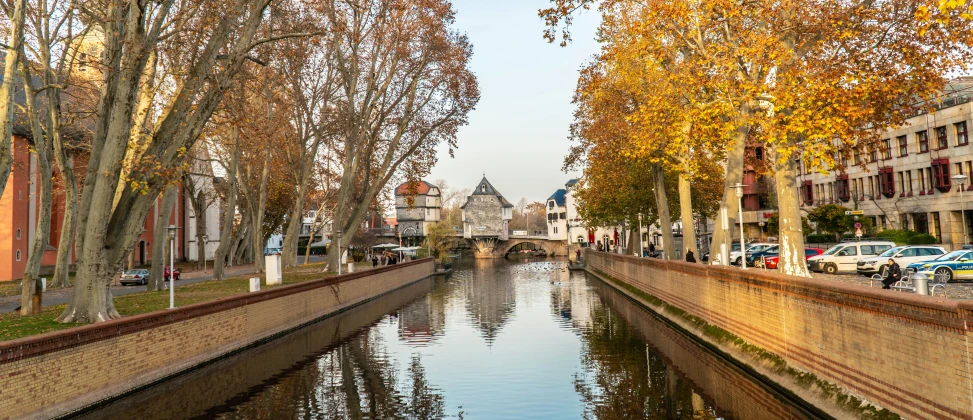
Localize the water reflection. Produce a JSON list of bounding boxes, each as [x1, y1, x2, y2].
[[79, 259, 809, 419]]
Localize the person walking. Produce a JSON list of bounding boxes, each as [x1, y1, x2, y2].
[[881, 258, 902, 289], [648, 243, 656, 256], [685, 248, 696, 263]]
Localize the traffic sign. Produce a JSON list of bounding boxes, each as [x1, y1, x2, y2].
[[855, 229, 863, 237], [855, 222, 862, 229], [844, 210, 865, 216]]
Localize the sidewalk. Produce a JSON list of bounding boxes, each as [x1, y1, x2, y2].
[[0, 264, 258, 313]]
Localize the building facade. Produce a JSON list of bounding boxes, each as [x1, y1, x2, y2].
[[801, 78, 973, 249], [461, 177, 513, 240], [395, 181, 442, 242]]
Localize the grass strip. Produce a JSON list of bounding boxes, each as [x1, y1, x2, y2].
[[0, 263, 341, 342]]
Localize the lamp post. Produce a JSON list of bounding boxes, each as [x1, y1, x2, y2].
[[167, 225, 178, 309], [201, 234, 208, 272], [953, 174, 969, 246], [336, 230, 342, 275], [638, 213, 644, 257], [733, 183, 748, 270]]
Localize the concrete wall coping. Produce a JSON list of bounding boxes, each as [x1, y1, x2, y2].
[[0, 258, 433, 365], [591, 252, 969, 326]]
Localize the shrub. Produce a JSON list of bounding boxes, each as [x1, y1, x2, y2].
[[875, 229, 914, 244], [806, 234, 833, 244], [906, 234, 938, 245]]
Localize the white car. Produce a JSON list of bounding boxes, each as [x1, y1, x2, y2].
[[808, 241, 896, 274], [729, 243, 776, 266], [856, 246, 946, 275]]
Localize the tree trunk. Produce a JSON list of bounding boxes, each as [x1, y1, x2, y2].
[[281, 195, 306, 269], [57, 255, 121, 323], [0, 0, 27, 198], [709, 107, 751, 262], [51, 155, 77, 288], [303, 205, 325, 265], [678, 173, 697, 258], [250, 151, 271, 273], [652, 163, 676, 260], [193, 190, 207, 270], [20, 125, 53, 316], [213, 130, 239, 279], [774, 148, 811, 277], [149, 186, 178, 291]]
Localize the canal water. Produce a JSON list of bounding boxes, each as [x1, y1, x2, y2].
[[79, 258, 812, 419]]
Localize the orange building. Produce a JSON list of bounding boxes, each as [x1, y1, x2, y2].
[[0, 133, 187, 282]]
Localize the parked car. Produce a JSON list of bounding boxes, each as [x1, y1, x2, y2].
[[760, 248, 824, 269], [855, 246, 946, 275], [701, 243, 742, 263], [745, 245, 780, 267], [808, 241, 895, 274], [729, 243, 776, 266], [120, 269, 151, 286], [905, 250, 973, 272], [164, 266, 181, 281], [915, 250, 973, 282]]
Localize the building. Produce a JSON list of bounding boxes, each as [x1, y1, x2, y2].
[[461, 176, 513, 240], [801, 77, 973, 249], [546, 188, 568, 240], [394, 181, 442, 244], [544, 178, 629, 250]]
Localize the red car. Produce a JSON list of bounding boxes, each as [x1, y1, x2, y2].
[[763, 248, 824, 269], [164, 266, 181, 281]]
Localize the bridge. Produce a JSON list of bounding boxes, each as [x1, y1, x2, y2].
[[372, 232, 568, 259]]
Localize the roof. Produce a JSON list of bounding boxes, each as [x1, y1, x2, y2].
[[462, 176, 514, 209], [565, 179, 578, 188], [548, 189, 567, 207], [394, 180, 440, 196]]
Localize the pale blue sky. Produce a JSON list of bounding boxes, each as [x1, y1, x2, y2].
[[427, 0, 600, 204]]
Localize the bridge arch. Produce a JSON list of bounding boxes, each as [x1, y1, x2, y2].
[[500, 239, 566, 257]]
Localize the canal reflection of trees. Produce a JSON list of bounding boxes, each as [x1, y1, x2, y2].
[[579, 278, 810, 420]]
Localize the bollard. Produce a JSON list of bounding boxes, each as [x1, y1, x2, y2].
[[347, 262, 354, 273], [40, 278, 46, 292], [249, 277, 261, 292], [912, 272, 929, 295]]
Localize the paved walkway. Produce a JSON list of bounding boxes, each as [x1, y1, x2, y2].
[[810, 272, 973, 299]]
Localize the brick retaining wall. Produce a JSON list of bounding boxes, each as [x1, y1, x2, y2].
[[586, 251, 973, 419], [0, 259, 434, 419]]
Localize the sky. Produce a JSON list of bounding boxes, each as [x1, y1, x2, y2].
[[425, 0, 601, 204]]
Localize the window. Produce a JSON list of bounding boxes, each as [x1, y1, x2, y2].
[[907, 171, 914, 193], [882, 139, 891, 159], [860, 245, 877, 255], [480, 184, 486, 192], [559, 212, 566, 219], [15, 250, 21, 261], [754, 147, 764, 160], [917, 131, 929, 153], [548, 201, 554, 209], [898, 136, 908, 156], [879, 167, 895, 198], [16, 229, 21, 240], [802, 180, 813, 205], [898, 248, 917, 257], [836, 174, 850, 202], [553, 226, 558, 234], [869, 148, 877, 163], [937, 126, 949, 150], [854, 150, 861, 165], [957, 122, 969, 146], [839, 247, 858, 256], [932, 158, 951, 193]]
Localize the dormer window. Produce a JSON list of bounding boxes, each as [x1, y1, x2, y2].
[[481, 184, 486, 192]]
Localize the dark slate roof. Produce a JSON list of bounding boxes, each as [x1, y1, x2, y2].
[[548, 189, 567, 206], [565, 179, 578, 188], [462, 176, 514, 209]]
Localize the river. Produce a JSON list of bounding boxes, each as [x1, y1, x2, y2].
[[78, 258, 813, 419]]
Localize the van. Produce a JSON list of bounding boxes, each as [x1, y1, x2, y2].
[[807, 241, 896, 274]]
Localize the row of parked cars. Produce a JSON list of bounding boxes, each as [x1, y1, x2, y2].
[[119, 267, 181, 286], [724, 240, 973, 282]]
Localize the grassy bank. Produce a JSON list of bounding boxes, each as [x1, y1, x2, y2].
[[0, 263, 338, 342]]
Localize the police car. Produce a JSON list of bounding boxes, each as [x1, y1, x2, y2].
[[913, 250, 973, 282]]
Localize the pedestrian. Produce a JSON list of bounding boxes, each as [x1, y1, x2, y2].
[[649, 243, 656, 256], [685, 248, 696, 263], [372, 255, 378, 267], [596, 240, 603, 252], [575, 248, 582, 263], [882, 258, 902, 289]]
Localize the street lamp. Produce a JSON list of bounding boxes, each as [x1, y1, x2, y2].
[[336, 230, 342, 275], [167, 225, 179, 309], [953, 174, 969, 246], [638, 213, 644, 257], [201, 234, 208, 272], [733, 183, 748, 270]]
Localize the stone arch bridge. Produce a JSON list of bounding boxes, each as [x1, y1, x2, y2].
[[467, 235, 568, 259]]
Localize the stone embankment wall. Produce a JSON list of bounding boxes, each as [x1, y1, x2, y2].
[[0, 259, 434, 419], [586, 251, 973, 419]]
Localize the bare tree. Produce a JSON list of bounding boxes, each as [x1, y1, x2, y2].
[[323, 0, 480, 270], [0, 0, 27, 198]]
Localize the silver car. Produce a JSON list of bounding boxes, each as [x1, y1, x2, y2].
[[120, 269, 150, 286]]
